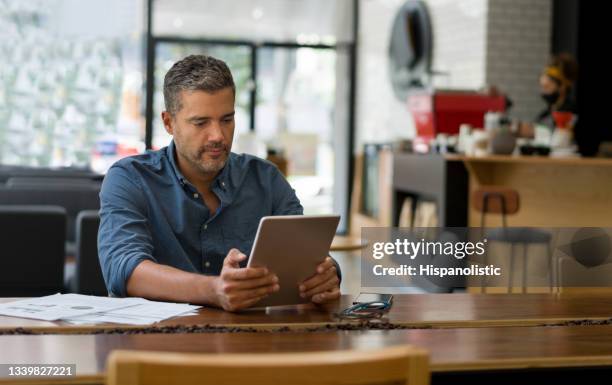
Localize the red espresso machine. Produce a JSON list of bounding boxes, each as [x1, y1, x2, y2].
[[408, 90, 506, 153]]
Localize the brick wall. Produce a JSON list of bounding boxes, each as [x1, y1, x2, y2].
[[486, 0, 552, 121]]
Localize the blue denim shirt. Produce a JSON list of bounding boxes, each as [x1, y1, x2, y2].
[[98, 141, 305, 297]]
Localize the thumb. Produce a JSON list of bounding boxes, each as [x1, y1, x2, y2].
[[224, 248, 246, 268]]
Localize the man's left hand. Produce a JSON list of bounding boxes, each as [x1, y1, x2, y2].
[[299, 256, 340, 304]]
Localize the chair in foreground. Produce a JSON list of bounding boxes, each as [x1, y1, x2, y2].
[[106, 345, 429, 385]]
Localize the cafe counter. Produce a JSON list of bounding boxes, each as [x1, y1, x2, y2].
[[392, 153, 612, 227]]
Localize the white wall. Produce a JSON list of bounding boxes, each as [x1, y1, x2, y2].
[[356, 0, 415, 150], [356, 0, 552, 150], [356, 0, 489, 151], [429, 0, 488, 90]]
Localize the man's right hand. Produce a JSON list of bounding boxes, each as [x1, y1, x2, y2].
[[212, 248, 279, 311]]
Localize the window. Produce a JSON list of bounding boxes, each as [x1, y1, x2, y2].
[[255, 47, 338, 215], [0, 0, 146, 172], [0, 0, 355, 232]]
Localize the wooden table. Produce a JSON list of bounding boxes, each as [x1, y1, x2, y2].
[[2, 325, 612, 384], [330, 235, 368, 252], [4, 293, 612, 333], [4, 293, 612, 384]]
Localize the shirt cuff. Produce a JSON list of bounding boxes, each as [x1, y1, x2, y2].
[[109, 255, 153, 297]]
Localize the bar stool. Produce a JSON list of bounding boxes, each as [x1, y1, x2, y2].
[[474, 187, 553, 293]]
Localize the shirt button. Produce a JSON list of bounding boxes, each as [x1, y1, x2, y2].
[[193, 193, 199, 198], [204, 261, 210, 268], [203, 224, 207, 230]]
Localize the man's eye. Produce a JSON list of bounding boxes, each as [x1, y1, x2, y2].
[[223, 118, 234, 123]]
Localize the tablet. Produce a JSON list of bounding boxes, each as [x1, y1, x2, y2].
[[246, 215, 340, 307]]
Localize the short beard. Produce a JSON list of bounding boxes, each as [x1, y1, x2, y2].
[[190, 144, 228, 174]]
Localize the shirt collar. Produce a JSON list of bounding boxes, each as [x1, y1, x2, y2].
[[167, 140, 189, 188]]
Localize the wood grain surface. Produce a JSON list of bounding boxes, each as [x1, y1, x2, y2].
[[4, 325, 612, 384], [3, 293, 612, 333]]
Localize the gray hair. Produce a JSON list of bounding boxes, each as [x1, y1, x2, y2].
[[163, 55, 235, 115]]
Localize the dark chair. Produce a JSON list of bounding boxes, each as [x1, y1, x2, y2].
[[67, 210, 107, 295], [0, 183, 101, 255], [0, 165, 103, 184], [474, 187, 553, 293], [0, 205, 66, 296], [5, 176, 101, 189]]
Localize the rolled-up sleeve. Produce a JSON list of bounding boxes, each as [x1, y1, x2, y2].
[[98, 165, 156, 297]]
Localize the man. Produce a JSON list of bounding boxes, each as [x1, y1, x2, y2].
[[98, 55, 340, 311]]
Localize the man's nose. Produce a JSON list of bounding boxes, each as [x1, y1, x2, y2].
[[207, 122, 224, 142]]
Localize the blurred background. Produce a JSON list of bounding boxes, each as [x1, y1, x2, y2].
[[1, 0, 611, 296], [0, 0, 353, 229]]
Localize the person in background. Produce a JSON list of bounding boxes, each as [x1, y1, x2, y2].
[[536, 53, 579, 129]]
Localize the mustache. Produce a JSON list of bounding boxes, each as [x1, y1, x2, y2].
[[197, 143, 228, 155]]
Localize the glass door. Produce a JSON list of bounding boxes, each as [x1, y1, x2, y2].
[[255, 46, 338, 215]]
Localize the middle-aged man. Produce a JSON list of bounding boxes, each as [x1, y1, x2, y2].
[[98, 55, 340, 311]]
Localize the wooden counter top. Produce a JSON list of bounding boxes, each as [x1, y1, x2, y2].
[[448, 153, 612, 227], [446, 154, 612, 166]]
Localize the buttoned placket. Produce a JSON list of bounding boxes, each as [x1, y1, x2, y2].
[[199, 178, 228, 272], [179, 179, 211, 272]]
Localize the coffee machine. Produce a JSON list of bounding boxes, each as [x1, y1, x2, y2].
[[408, 90, 506, 153]]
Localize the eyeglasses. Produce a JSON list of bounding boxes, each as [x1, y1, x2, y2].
[[336, 301, 392, 320]]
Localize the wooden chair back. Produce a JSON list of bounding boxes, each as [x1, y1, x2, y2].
[[106, 345, 429, 385]]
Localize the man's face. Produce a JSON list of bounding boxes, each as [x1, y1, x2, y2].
[[163, 87, 235, 175]]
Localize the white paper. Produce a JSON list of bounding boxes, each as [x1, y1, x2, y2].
[[0, 294, 201, 325], [63, 300, 201, 325], [0, 294, 145, 321]]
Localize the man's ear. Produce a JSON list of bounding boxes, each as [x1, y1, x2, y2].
[[161, 111, 174, 135]]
